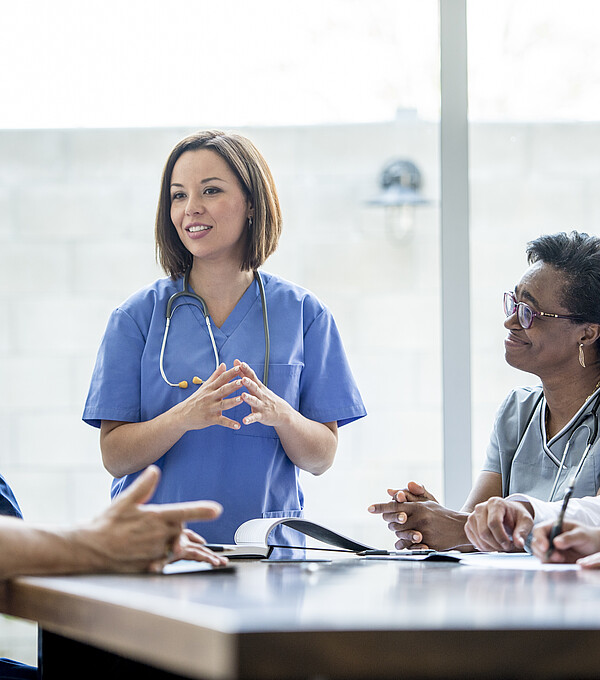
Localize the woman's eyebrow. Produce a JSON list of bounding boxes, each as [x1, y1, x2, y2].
[[517, 287, 540, 307], [200, 176, 225, 184], [170, 177, 227, 189]]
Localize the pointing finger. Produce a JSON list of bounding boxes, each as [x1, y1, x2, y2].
[[149, 500, 224, 524]]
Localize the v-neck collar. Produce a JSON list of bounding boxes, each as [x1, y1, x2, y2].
[[185, 274, 264, 345]]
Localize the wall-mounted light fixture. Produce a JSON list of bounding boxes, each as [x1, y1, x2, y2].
[[366, 159, 430, 241]]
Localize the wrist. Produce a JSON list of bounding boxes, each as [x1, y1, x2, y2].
[[450, 511, 473, 551], [273, 396, 296, 430], [66, 524, 114, 573]]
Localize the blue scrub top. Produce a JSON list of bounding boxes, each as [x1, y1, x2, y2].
[[483, 385, 600, 502], [0, 473, 23, 519], [83, 271, 366, 543]]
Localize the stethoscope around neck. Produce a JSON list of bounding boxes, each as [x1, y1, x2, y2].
[[159, 268, 270, 389], [503, 392, 600, 501], [546, 392, 600, 502]]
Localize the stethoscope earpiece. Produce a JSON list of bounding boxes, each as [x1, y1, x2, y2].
[[174, 378, 201, 389]]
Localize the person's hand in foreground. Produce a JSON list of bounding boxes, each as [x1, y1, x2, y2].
[[532, 520, 600, 568], [368, 482, 471, 551], [77, 465, 228, 573], [465, 497, 534, 552], [0, 465, 227, 579]]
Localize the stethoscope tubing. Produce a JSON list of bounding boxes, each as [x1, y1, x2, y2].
[[508, 390, 600, 502], [546, 392, 600, 502], [159, 268, 270, 389]]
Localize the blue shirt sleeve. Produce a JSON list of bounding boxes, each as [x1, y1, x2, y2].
[[83, 307, 146, 428], [299, 308, 366, 427]]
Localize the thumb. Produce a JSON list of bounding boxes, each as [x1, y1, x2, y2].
[[512, 514, 533, 549], [114, 466, 160, 509], [387, 488, 409, 502], [407, 481, 427, 496]]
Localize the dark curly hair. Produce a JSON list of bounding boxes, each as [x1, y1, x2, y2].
[[526, 231, 600, 325]]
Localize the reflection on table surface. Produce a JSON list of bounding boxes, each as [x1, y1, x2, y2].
[[4, 553, 600, 680], [10, 552, 600, 632]]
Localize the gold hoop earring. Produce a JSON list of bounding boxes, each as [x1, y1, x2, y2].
[[579, 343, 586, 368]]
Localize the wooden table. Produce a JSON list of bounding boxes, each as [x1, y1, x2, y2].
[[1, 553, 600, 679]]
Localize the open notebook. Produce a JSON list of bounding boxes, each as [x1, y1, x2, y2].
[[207, 516, 377, 559]]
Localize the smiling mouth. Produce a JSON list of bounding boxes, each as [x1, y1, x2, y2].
[[506, 332, 528, 345], [187, 225, 212, 233]]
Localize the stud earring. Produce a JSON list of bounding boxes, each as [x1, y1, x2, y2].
[[579, 343, 586, 368], [248, 217, 253, 229]]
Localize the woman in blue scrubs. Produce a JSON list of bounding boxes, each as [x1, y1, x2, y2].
[[83, 130, 366, 543]]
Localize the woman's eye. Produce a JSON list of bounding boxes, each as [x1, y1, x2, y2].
[[171, 192, 186, 201], [203, 187, 221, 195]]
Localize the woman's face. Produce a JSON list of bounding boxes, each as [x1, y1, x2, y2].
[[504, 261, 585, 378], [169, 148, 252, 267]]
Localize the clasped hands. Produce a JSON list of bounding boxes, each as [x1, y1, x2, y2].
[[178, 359, 290, 431], [368, 482, 471, 551]]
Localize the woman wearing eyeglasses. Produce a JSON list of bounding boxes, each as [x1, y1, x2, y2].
[[369, 231, 600, 552]]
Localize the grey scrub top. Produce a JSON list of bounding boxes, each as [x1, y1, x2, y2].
[[482, 385, 600, 502]]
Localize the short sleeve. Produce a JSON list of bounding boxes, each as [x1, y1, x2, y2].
[[299, 308, 366, 427], [82, 308, 146, 428], [480, 386, 544, 496], [481, 401, 506, 475], [0, 474, 23, 518]]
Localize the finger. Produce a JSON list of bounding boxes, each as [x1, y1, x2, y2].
[[531, 524, 551, 557], [243, 411, 262, 425], [216, 414, 242, 430], [382, 511, 407, 522], [219, 394, 244, 411], [149, 500, 224, 524], [394, 538, 428, 551], [407, 481, 427, 496], [171, 533, 229, 566], [113, 465, 161, 509], [183, 529, 207, 545], [578, 552, 600, 569], [464, 514, 490, 551], [552, 529, 585, 551], [512, 514, 534, 550], [470, 530, 498, 552], [179, 543, 229, 566], [393, 529, 423, 545], [207, 364, 243, 388], [387, 488, 408, 503], [481, 505, 512, 550], [203, 362, 228, 385], [241, 392, 261, 408], [211, 378, 244, 401], [464, 517, 486, 551], [368, 501, 401, 514], [240, 376, 262, 395], [237, 361, 260, 382]]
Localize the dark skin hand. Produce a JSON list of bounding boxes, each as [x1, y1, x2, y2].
[[368, 482, 472, 551], [368, 473, 502, 551], [464, 498, 534, 552]]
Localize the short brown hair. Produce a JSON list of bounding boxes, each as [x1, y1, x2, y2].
[[155, 130, 282, 277]]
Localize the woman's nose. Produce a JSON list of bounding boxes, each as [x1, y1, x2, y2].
[[504, 310, 520, 330], [185, 194, 205, 215]]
